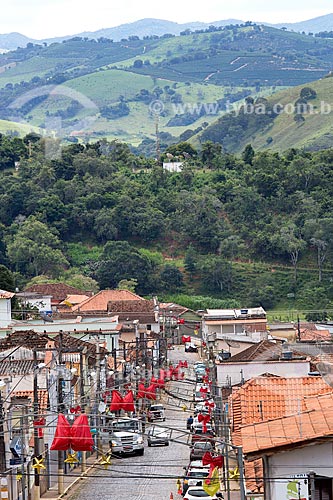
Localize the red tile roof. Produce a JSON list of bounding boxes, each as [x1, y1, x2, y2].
[[298, 328, 331, 342], [25, 283, 91, 302], [229, 375, 331, 442], [241, 391, 333, 455], [71, 289, 144, 312], [0, 290, 15, 299], [59, 294, 90, 306], [12, 389, 48, 412]]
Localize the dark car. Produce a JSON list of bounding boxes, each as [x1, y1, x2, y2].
[[190, 441, 214, 461], [191, 424, 215, 445], [185, 342, 198, 353]]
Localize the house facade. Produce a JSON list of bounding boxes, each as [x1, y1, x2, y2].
[[242, 392, 333, 500], [217, 340, 311, 386], [0, 290, 15, 328], [202, 307, 267, 339]]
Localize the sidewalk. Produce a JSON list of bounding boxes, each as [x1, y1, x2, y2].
[[42, 453, 100, 500]]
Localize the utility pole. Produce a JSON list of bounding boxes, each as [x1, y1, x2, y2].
[[33, 350, 40, 500], [95, 341, 101, 458], [0, 384, 6, 473], [57, 332, 64, 496], [112, 349, 118, 389], [79, 347, 87, 473], [237, 446, 246, 500]]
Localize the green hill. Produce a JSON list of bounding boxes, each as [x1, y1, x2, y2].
[[198, 75, 333, 152], [1, 25, 333, 149]]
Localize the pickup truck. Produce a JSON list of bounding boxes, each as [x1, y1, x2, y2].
[[109, 417, 144, 456], [147, 404, 166, 422]]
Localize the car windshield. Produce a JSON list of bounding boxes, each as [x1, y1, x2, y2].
[[194, 442, 212, 449], [112, 421, 139, 432], [150, 406, 163, 411], [188, 471, 209, 478], [150, 427, 168, 436], [187, 489, 211, 497]]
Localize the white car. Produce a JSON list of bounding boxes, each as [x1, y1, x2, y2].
[[188, 460, 210, 470], [183, 486, 223, 499], [182, 468, 210, 495], [147, 426, 170, 446]]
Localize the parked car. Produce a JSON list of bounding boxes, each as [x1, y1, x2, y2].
[[182, 467, 210, 495], [194, 403, 210, 416], [147, 404, 166, 422], [187, 460, 210, 470], [183, 486, 221, 499], [190, 441, 214, 461], [191, 428, 215, 445], [147, 426, 170, 447], [185, 342, 198, 353]]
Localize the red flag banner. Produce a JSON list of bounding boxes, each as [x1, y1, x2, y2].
[[50, 414, 72, 451], [122, 390, 135, 412], [157, 377, 165, 388], [145, 383, 156, 400], [137, 383, 146, 399], [110, 390, 123, 412], [71, 414, 94, 452]]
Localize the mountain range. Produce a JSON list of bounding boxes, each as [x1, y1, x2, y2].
[[0, 14, 332, 51]]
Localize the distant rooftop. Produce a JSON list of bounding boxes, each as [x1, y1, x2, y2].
[[0, 289, 15, 299], [204, 307, 266, 320]]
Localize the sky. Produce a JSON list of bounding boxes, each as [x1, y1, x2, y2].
[[1, 0, 332, 39]]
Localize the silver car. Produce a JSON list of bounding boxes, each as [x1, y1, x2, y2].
[[147, 426, 170, 447]]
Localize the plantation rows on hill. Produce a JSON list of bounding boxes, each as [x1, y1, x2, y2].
[[0, 24, 333, 148]]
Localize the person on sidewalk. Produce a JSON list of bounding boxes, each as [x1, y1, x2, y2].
[[186, 415, 193, 430]]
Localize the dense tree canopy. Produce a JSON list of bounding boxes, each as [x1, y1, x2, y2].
[[1, 134, 333, 310]]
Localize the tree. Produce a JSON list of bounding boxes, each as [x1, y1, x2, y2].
[[0, 265, 15, 291], [184, 244, 197, 276], [91, 241, 155, 294], [117, 278, 138, 293], [272, 223, 306, 284], [303, 218, 333, 282], [242, 144, 255, 165], [6, 216, 69, 277], [159, 265, 184, 292], [200, 141, 222, 167]]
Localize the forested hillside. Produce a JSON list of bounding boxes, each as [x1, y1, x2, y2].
[[1, 133, 333, 317]]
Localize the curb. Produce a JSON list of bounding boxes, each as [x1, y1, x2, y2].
[[48, 458, 101, 500]]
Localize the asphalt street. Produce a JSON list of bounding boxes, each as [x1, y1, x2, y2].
[[69, 346, 199, 500]]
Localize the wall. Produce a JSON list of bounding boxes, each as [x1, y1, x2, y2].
[[268, 441, 333, 500], [0, 298, 11, 328], [217, 360, 311, 386]]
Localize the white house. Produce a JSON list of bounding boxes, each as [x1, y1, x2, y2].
[[162, 161, 183, 172], [217, 340, 311, 386], [0, 289, 15, 328], [202, 307, 267, 339], [16, 291, 52, 313]]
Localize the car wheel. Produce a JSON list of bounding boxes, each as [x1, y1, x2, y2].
[[148, 442, 151, 447], [165, 442, 169, 446], [163, 418, 166, 421], [137, 449, 144, 456]]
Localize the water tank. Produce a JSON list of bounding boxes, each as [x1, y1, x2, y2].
[[222, 351, 231, 360], [281, 351, 293, 360]]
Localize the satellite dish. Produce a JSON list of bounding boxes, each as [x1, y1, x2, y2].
[[225, 339, 240, 348], [40, 312, 53, 323]]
